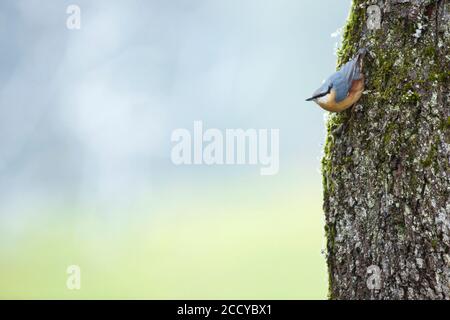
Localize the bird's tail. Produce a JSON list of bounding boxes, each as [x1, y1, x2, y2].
[[355, 48, 368, 68], [356, 48, 368, 59]]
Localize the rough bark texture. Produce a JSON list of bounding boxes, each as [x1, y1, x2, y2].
[[323, 0, 450, 299]]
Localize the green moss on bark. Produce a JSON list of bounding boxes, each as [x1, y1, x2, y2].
[[323, 0, 450, 299]]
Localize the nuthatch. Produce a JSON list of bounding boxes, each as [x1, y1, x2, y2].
[[306, 48, 367, 112]]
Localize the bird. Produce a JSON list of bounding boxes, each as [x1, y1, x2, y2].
[[306, 48, 367, 112]]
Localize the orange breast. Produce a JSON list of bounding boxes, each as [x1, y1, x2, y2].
[[317, 78, 365, 112]]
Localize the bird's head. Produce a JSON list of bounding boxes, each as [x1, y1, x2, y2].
[[305, 82, 333, 103]]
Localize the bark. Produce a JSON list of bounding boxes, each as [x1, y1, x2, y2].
[[323, 0, 450, 299]]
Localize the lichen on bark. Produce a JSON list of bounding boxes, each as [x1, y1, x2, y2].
[[323, 0, 450, 299]]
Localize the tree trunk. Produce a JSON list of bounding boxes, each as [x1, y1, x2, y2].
[[323, 0, 450, 299]]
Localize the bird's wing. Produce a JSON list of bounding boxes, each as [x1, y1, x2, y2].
[[339, 58, 361, 85], [331, 72, 350, 103]]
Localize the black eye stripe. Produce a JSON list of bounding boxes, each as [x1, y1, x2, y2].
[[315, 92, 329, 99]]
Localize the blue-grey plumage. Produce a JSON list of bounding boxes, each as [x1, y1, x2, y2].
[[306, 48, 367, 112]]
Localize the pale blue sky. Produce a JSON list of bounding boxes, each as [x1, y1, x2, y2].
[[0, 0, 351, 217]]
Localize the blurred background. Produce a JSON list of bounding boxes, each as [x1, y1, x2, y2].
[[0, 0, 350, 299]]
